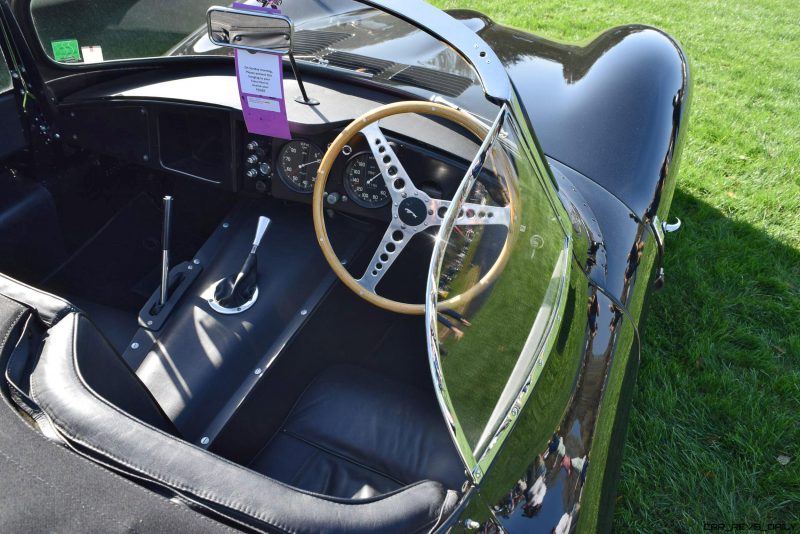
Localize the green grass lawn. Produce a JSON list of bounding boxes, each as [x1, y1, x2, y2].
[[430, 0, 800, 530]]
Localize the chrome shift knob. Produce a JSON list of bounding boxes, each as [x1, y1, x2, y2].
[[252, 216, 271, 253]]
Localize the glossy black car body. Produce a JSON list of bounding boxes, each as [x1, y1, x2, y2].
[[0, 1, 689, 532]]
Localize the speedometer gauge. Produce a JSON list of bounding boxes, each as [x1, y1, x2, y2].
[[277, 140, 323, 193], [343, 153, 391, 208]]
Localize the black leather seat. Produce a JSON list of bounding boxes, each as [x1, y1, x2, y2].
[[69, 314, 180, 435], [250, 365, 466, 499], [0, 273, 178, 435], [1, 272, 462, 532]]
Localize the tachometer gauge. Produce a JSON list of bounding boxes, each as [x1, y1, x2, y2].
[[343, 153, 391, 208], [277, 140, 323, 193]]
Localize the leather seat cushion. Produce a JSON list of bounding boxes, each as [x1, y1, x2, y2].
[[249, 365, 465, 499], [72, 314, 178, 435]]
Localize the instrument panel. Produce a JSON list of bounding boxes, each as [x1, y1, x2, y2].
[[277, 140, 324, 194], [343, 153, 390, 209], [241, 128, 469, 222]]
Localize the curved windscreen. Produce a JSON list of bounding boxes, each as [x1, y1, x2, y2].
[[28, 0, 482, 99], [428, 102, 572, 474]]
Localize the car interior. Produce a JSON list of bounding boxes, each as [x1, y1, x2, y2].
[[0, 5, 520, 528]]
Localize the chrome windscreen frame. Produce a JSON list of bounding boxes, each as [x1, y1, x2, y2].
[[425, 99, 574, 483], [425, 105, 507, 479], [347, 0, 511, 104], [473, 236, 572, 478]]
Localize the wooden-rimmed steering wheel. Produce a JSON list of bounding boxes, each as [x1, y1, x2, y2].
[[313, 101, 516, 315]]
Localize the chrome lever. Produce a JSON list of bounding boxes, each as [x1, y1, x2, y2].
[[208, 215, 271, 315], [652, 216, 681, 290], [251, 216, 271, 253], [662, 218, 682, 234], [159, 196, 174, 307]]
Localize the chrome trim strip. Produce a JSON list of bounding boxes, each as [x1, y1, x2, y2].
[[474, 236, 572, 474], [358, 0, 511, 103], [425, 105, 508, 481], [303, 60, 375, 79], [206, 279, 260, 315]]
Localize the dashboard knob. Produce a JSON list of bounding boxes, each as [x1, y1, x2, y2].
[[247, 155, 259, 165], [326, 192, 341, 205], [247, 141, 259, 151], [246, 169, 258, 178], [259, 162, 271, 176], [255, 180, 268, 193]]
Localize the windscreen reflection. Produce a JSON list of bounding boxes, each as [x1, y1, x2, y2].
[[434, 109, 571, 460]]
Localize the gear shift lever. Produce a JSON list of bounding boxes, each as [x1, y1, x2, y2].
[[210, 216, 270, 314]]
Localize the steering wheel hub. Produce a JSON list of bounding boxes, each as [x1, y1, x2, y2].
[[398, 197, 428, 227]]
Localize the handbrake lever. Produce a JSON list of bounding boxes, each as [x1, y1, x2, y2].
[[159, 196, 174, 307]]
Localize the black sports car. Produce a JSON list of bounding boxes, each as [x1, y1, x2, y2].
[[0, 1, 689, 532]]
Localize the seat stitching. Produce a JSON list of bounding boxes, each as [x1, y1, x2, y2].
[[280, 428, 408, 487], [247, 368, 334, 464], [37, 405, 442, 533]]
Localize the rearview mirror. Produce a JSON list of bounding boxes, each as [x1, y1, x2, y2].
[[207, 6, 293, 55]]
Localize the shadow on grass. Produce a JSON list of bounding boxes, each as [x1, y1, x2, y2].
[[614, 189, 800, 531]]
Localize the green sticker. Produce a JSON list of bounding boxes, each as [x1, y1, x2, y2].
[[51, 39, 81, 62]]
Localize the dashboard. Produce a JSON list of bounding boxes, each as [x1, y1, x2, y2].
[[56, 70, 484, 222]]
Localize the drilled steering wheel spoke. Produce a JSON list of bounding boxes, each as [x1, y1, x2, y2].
[[358, 223, 415, 293], [361, 123, 429, 204], [429, 199, 511, 227]]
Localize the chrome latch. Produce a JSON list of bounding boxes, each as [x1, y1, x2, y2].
[[662, 217, 682, 234], [652, 216, 682, 289], [463, 519, 481, 530]]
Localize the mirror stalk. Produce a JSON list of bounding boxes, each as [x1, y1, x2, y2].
[[288, 52, 319, 106]]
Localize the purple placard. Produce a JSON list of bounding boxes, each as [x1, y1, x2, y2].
[[232, 2, 291, 140]]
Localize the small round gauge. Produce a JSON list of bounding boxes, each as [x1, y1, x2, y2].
[[343, 153, 391, 208], [277, 140, 324, 193]]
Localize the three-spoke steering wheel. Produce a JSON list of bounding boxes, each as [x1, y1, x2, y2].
[[313, 101, 516, 315]]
